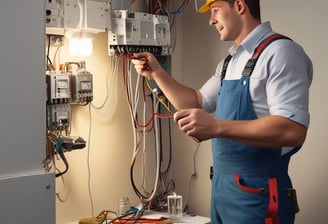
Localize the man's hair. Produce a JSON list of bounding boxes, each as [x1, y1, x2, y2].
[[227, 0, 261, 20]]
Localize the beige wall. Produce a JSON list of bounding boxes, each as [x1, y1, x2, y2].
[[55, 32, 135, 223], [56, 1, 328, 223]]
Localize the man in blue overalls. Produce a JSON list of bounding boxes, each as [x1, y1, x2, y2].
[[132, 0, 313, 223]]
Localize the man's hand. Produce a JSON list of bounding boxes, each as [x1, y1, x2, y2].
[[173, 108, 217, 142], [131, 52, 164, 80]]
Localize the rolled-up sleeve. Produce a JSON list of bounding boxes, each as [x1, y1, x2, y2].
[[263, 43, 313, 127], [200, 62, 223, 113]]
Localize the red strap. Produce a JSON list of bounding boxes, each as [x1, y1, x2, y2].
[[265, 216, 280, 224], [252, 34, 289, 59], [265, 178, 280, 224]]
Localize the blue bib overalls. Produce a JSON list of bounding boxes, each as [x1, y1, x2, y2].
[[210, 35, 299, 224]]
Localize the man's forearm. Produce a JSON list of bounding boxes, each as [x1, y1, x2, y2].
[[214, 115, 307, 148], [152, 69, 201, 110]]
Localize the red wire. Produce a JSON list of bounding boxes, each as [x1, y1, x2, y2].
[[121, 57, 174, 134]]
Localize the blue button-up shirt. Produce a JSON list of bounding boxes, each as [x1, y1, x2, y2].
[[200, 21, 313, 128]]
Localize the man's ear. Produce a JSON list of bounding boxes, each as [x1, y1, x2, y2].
[[234, 0, 246, 15]]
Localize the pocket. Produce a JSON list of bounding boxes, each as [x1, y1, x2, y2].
[[217, 174, 269, 220], [234, 174, 268, 194]]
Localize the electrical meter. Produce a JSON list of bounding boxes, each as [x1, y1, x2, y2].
[[47, 104, 71, 132], [70, 71, 93, 104], [46, 73, 70, 105]]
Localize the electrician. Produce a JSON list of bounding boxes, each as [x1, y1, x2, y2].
[[132, 0, 313, 223]]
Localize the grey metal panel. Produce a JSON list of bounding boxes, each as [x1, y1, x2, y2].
[[0, 0, 46, 175], [0, 172, 55, 224]]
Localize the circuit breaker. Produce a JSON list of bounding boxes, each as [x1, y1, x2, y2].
[[46, 104, 71, 132], [46, 72, 71, 132], [46, 73, 70, 104], [108, 10, 171, 56], [69, 70, 93, 104]]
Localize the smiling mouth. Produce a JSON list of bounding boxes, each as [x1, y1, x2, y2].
[[216, 25, 223, 32]]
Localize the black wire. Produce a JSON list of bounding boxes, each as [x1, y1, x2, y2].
[[160, 109, 172, 174], [108, 210, 138, 224], [130, 161, 147, 199], [55, 152, 69, 177], [158, 103, 164, 170], [46, 35, 53, 68]]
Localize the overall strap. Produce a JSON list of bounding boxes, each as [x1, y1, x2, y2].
[[242, 34, 291, 77], [220, 54, 232, 81], [220, 34, 291, 80]]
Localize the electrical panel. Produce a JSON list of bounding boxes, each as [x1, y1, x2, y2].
[[46, 1, 171, 56], [45, 0, 111, 37], [46, 62, 93, 132], [108, 10, 171, 56]]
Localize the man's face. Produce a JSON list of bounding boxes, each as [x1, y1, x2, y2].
[[209, 0, 241, 42]]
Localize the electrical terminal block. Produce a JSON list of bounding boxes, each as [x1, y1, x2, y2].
[[108, 10, 171, 56]]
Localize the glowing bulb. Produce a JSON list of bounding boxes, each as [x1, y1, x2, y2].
[[69, 38, 93, 56]]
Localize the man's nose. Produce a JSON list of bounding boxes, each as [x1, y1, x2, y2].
[[209, 14, 218, 26], [209, 19, 218, 26]]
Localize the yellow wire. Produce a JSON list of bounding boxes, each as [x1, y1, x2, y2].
[[145, 79, 172, 113]]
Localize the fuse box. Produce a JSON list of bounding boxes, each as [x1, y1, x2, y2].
[[108, 10, 170, 56]]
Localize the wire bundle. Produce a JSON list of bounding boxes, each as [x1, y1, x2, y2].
[[121, 55, 174, 207]]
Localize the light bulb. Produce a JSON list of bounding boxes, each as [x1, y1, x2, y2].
[[69, 38, 93, 56]]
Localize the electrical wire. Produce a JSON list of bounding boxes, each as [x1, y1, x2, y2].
[[53, 42, 63, 71], [170, 0, 190, 14], [55, 152, 69, 177], [159, 104, 173, 174], [184, 142, 201, 212], [46, 133, 60, 176], [108, 210, 139, 224], [194, 0, 200, 12], [56, 173, 72, 203], [155, 0, 169, 15], [47, 134, 69, 178], [141, 87, 149, 192], [97, 0, 181, 210], [46, 35, 53, 70], [145, 78, 173, 113], [91, 57, 119, 110], [87, 103, 95, 218], [125, 56, 152, 200], [76, 60, 118, 219], [122, 56, 174, 204], [129, 99, 161, 202]]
